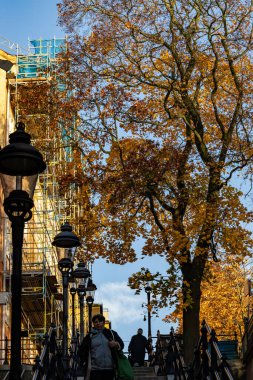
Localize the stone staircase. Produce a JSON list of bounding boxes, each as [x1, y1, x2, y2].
[[76, 366, 168, 380], [133, 366, 167, 380]]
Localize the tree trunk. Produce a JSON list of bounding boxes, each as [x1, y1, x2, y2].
[[182, 276, 201, 365], [181, 169, 221, 364]]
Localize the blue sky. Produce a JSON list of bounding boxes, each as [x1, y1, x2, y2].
[[0, 0, 173, 345], [0, 0, 64, 50]]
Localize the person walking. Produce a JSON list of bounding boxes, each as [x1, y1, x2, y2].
[[78, 313, 124, 380], [128, 328, 150, 367]]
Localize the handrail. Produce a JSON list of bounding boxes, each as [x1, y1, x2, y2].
[[189, 320, 235, 380], [0, 324, 76, 379], [32, 323, 60, 380], [3, 372, 9, 380], [153, 321, 236, 379], [32, 324, 80, 380], [153, 331, 167, 375], [154, 328, 188, 379], [69, 333, 80, 379]]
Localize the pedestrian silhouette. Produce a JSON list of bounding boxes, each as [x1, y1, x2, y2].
[[128, 328, 150, 367]]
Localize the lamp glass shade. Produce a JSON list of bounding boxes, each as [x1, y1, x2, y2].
[[86, 279, 97, 299], [0, 173, 38, 200], [76, 277, 89, 288], [86, 289, 96, 298], [73, 262, 90, 280], [56, 246, 77, 261]]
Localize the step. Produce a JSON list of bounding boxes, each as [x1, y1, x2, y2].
[[76, 374, 167, 380], [227, 358, 246, 379], [134, 377, 167, 380], [133, 367, 155, 374], [77, 369, 158, 380], [133, 367, 167, 380]]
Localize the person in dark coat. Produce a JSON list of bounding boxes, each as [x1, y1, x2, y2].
[[128, 328, 150, 367], [78, 313, 124, 380]]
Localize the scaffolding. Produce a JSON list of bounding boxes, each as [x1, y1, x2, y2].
[[3, 37, 83, 348], [0, 35, 28, 56], [17, 38, 66, 79]]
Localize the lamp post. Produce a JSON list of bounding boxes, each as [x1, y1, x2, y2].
[[52, 223, 80, 378], [73, 262, 90, 341], [145, 283, 152, 338], [70, 286, 76, 337], [58, 258, 73, 372], [86, 296, 94, 332], [77, 283, 86, 341], [68, 271, 77, 338], [0, 122, 46, 380], [86, 278, 97, 332]]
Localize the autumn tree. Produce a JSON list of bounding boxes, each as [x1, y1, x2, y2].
[[200, 260, 249, 340], [161, 258, 250, 342], [57, 0, 253, 362]]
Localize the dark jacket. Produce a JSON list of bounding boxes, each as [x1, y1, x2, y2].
[[128, 333, 149, 363], [78, 328, 124, 371]]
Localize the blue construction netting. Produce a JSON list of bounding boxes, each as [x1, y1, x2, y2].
[[16, 37, 73, 162], [29, 38, 66, 57], [17, 38, 66, 79]]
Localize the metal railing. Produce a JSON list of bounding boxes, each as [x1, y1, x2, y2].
[[32, 323, 65, 380], [69, 333, 80, 379], [0, 335, 42, 366], [0, 321, 237, 379], [32, 324, 81, 380], [189, 320, 235, 379], [152, 321, 236, 379], [0, 326, 81, 379], [153, 329, 188, 379]]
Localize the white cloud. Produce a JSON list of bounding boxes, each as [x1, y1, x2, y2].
[[94, 281, 173, 345], [95, 282, 145, 325]]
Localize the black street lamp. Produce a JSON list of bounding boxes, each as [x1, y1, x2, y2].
[[0, 122, 46, 380], [70, 286, 76, 337], [52, 222, 81, 261], [86, 278, 97, 332], [52, 223, 80, 379], [145, 283, 152, 338], [73, 262, 90, 340]]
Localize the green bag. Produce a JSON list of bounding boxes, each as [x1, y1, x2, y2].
[[115, 350, 134, 380]]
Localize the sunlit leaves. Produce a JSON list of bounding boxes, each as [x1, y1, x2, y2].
[[55, 0, 253, 357]]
